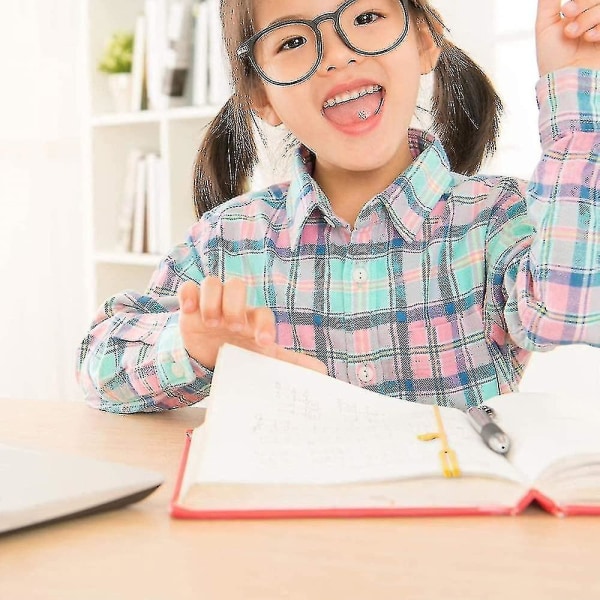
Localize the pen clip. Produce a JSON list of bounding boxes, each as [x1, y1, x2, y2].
[[479, 404, 496, 418]]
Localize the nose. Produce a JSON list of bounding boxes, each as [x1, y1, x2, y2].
[[317, 19, 359, 73]]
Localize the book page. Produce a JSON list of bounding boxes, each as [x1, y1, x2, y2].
[[485, 392, 600, 482], [193, 345, 521, 486]]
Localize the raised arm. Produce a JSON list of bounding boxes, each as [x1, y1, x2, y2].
[[488, 1, 600, 350]]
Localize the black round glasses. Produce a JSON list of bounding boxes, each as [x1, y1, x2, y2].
[[237, 0, 410, 86]]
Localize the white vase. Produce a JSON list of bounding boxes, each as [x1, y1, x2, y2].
[[107, 73, 132, 113]]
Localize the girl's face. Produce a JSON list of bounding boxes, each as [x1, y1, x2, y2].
[[250, 0, 440, 178]]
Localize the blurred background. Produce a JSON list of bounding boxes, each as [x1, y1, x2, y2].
[[0, 0, 597, 402]]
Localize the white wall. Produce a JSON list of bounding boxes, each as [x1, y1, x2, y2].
[[0, 1, 88, 401]]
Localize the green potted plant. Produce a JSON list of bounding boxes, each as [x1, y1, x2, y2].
[[98, 31, 134, 113]]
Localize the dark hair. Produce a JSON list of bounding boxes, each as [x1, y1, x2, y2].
[[412, 1, 503, 175], [193, 0, 503, 218], [193, 0, 258, 217]]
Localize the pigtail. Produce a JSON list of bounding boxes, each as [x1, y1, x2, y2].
[[411, 0, 503, 174], [431, 41, 503, 175], [192, 95, 258, 218]]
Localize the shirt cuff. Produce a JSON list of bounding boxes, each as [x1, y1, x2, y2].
[[155, 315, 214, 394], [537, 67, 600, 147]]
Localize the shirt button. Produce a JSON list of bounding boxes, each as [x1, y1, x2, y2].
[[353, 267, 368, 283], [171, 363, 185, 378], [357, 364, 375, 384]]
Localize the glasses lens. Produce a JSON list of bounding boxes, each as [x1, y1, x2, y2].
[[253, 23, 319, 85], [340, 0, 408, 53]]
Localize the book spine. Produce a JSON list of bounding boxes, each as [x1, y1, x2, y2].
[[144, 152, 159, 255], [530, 489, 565, 517], [131, 155, 148, 254], [145, 0, 168, 111], [191, 0, 209, 106], [130, 14, 147, 111], [156, 156, 171, 254], [207, 0, 231, 105], [116, 149, 144, 253], [162, 0, 194, 107]]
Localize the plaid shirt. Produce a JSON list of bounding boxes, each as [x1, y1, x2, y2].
[[77, 68, 600, 413]]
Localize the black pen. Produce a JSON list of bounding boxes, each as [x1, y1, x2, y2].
[[466, 406, 511, 454]]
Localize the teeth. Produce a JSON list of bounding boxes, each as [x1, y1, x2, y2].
[[323, 85, 382, 109]]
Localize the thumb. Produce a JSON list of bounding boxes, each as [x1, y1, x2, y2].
[[536, 0, 563, 30]]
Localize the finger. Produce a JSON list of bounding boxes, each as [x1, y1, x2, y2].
[[178, 280, 199, 314], [583, 24, 600, 40], [562, 0, 600, 17], [221, 278, 248, 332], [199, 276, 223, 327], [562, 0, 581, 17], [536, 0, 563, 30], [274, 347, 329, 375], [563, 2, 600, 37], [579, 3, 600, 39], [247, 307, 277, 346]]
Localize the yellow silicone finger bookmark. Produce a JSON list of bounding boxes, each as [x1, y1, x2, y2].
[[417, 405, 461, 478]]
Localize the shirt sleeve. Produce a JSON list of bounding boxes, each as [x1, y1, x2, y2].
[[76, 218, 218, 413], [489, 68, 600, 351]]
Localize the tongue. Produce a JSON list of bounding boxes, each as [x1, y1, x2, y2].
[[324, 92, 382, 127]]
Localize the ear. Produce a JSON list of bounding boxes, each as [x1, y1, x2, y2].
[[417, 21, 442, 75], [250, 83, 283, 127]]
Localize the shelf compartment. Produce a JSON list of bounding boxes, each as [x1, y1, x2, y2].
[[91, 121, 160, 254]]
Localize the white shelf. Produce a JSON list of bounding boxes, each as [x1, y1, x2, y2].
[[91, 104, 222, 127], [83, 0, 220, 311], [91, 111, 164, 127], [165, 104, 224, 121], [94, 251, 164, 267]]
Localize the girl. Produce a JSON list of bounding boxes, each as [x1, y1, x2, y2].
[[77, 0, 600, 413]]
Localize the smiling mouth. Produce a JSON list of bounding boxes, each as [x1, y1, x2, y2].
[[322, 85, 385, 128], [322, 84, 383, 109]]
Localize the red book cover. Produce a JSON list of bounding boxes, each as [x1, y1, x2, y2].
[[170, 431, 529, 520]]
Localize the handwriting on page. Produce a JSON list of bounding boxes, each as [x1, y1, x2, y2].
[[198, 376, 520, 486], [253, 382, 433, 480]]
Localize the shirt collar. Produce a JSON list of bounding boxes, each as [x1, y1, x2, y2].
[[379, 129, 455, 241], [286, 129, 454, 250]]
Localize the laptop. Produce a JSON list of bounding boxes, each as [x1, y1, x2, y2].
[[0, 442, 164, 535]]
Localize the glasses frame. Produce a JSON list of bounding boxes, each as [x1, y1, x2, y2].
[[237, 0, 410, 86]]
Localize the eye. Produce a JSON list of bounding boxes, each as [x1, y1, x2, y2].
[[355, 11, 382, 26], [280, 36, 307, 52]]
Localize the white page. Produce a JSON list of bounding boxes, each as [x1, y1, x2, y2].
[[485, 392, 600, 482], [195, 345, 521, 485]]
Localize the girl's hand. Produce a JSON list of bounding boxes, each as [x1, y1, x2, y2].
[[178, 277, 327, 373], [536, 0, 600, 76]]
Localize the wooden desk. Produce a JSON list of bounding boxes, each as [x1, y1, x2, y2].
[[0, 399, 599, 600]]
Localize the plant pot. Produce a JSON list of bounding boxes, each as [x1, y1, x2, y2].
[[107, 72, 132, 113]]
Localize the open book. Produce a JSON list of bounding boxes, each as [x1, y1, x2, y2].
[[171, 344, 600, 518]]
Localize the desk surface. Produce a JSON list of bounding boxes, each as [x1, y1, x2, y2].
[[0, 399, 599, 600]]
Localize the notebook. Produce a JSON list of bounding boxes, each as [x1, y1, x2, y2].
[[170, 345, 600, 519], [0, 442, 163, 535]]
